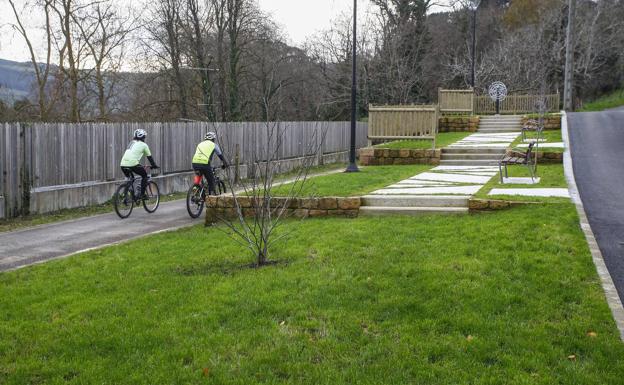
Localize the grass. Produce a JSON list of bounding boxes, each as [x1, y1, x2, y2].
[[510, 130, 564, 153], [375, 132, 472, 149], [271, 165, 431, 197], [2, 205, 624, 384], [580, 89, 624, 111], [475, 164, 570, 203]]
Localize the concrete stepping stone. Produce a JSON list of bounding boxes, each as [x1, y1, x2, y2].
[[408, 172, 492, 184], [518, 142, 564, 148], [432, 166, 499, 171], [488, 188, 570, 198], [501, 177, 541, 184]]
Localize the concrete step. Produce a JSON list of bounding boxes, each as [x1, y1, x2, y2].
[[440, 153, 502, 160], [477, 129, 522, 133], [442, 147, 506, 154], [440, 159, 500, 166], [480, 115, 523, 120], [359, 206, 469, 216], [479, 124, 522, 127], [361, 195, 469, 208], [480, 118, 523, 122]]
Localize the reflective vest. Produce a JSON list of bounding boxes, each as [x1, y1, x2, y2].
[[192, 140, 216, 165]]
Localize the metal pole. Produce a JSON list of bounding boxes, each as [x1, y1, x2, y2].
[[563, 0, 576, 111], [471, 7, 477, 88], [346, 0, 359, 173]]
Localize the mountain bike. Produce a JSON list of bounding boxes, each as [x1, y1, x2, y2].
[[113, 165, 161, 219], [186, 167, 227, 218]]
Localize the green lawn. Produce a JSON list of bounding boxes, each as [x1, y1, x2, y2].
[[475, 164, 569, 203], [2, 205, 624, 384], [272, 165, 431, 197], [375, 132, 472, 149], [581, 89, 624, 111]]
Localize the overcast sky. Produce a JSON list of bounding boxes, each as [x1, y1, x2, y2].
[[0, 0, 453, 63]]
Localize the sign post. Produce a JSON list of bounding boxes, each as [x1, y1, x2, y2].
[[488, 81, 507, 115]]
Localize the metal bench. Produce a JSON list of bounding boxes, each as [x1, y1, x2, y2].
[[498, 141, 537, 183], [521, 119, 544, 142]]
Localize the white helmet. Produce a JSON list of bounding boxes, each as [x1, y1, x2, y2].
[[134, 129, 147, 140], [205, 131, 216, 141]]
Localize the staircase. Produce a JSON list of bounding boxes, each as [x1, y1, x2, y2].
[[360, 195, 469, 215], [440, 147, 506, 166], [477, 115, 523, 133], [439, 115, 523, 166]]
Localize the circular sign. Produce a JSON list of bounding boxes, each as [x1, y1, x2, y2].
[[488, 82, 508, 102]]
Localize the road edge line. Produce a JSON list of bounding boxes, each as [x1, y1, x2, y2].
[[562, 110, 624, 341]]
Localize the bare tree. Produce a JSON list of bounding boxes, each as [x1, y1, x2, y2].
[[7, 0, 57, 121], [75, 1, 135, 120]]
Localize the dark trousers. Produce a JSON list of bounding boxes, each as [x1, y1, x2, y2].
[[192, 163, 216, 195], [121, 165, 148, 196]]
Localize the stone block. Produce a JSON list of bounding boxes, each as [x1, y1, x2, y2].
[[359, 156, 371, 166], [489, 200, 511, 210], [242, 208, 257, 218], [206, 196, 219, 207], [235, 196, 252, 208], [337, 197, 360, 210], [288, 198, 300, 209], [216, 196, 235, 208], [343, 209, 359, 218], [300, 198, 318, 209], [468, 199, 489, 210], [399, 149, 411, 158], [318, 197, 338, 210], [309, 209, 328, 217], [359, 148, 375, 157], [292, 209, 309, 218], [389, 149, 400, 158]]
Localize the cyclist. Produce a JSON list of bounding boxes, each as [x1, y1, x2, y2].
[[120, 129, 159, 199], [192, 131, 228, 195]]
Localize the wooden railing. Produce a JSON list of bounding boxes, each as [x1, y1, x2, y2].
[[439, 88, 474, 114], [474, 93, 560, 114], [368, 104, 438, 148]]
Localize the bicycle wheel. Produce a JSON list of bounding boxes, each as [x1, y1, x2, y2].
[[113, 183, 134, 219], [186, 184, 205, 218], [217, 180, 226, 195], [143, 181, 160, 213]]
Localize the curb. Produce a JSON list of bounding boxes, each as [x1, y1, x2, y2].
[[562, 110, 624, 341]]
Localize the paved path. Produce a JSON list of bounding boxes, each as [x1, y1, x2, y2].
[[0, 168, 346, 272], [0, 200, 198, 272], [567, 110, 624, 301]]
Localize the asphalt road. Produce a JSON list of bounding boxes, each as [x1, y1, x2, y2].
[[0, 199, 199, 272], [567, 110, 624, 300]]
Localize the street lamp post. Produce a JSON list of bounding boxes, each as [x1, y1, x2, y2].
[[469, 0, 481, 88], [181, 66, 218, 121], [346, 0, 359, 173]]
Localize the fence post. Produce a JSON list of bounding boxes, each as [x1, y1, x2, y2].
[[19, 123, 32, 216], [234, 143, 241, 183]]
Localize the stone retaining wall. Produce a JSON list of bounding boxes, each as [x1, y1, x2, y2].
[[438, 116, 480, 132], [536, 151, 563, 163], [522, 115, 561, 130], [205, 196, 361, 225], [468, 199, 534, 212], [358, 148, 441, 166]]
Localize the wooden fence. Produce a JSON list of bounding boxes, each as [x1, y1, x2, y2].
[[438, 89, 474, 114], [474, 93, 560, 114], [368, 104, 439, 148], [0, 121, 368, 218]]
